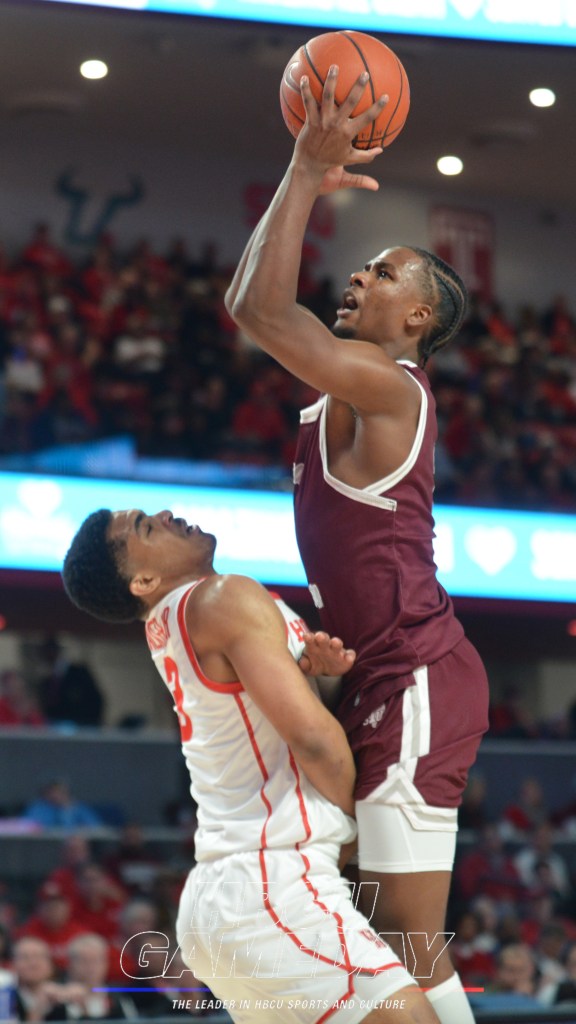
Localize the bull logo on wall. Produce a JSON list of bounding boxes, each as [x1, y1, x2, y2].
[[56, 167, 145, 246]]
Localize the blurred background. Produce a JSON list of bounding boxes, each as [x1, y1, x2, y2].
[[0, 0, 575, 1020]]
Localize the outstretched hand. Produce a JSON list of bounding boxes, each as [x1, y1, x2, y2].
[[299, 631, 356, 677], [294, 65, 387, 192]]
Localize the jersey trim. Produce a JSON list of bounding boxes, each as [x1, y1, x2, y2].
[[364, 369, 428, 494], [176, 585, 244, 695], [317, 399, 396, 511], [299, 364, 427, 508], [299, 395, 325, 425], [315, 368, 427, 505]]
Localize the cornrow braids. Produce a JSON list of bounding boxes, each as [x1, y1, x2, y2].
[[410, 248, 468, 367], [62, 509, 146, 623]]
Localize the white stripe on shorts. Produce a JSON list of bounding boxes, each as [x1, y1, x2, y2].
[[400, 665, 431, 782]]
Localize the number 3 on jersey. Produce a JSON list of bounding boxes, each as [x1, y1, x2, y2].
[[164, 656, 192, 741]]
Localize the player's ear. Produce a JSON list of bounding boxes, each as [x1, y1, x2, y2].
[[407, 302, 433, 328], [129, 573, 162, 599]]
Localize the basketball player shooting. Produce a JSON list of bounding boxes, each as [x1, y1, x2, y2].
[[225, 68, 489, 1024], [62, 509, 441, 1023]]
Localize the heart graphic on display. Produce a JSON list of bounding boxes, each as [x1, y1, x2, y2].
[[449, 0, 484, 19], [464, 525, 517, 575], [18, 480, 63, 518]]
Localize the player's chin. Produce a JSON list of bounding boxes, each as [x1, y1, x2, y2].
[[331, 321, 357, 340]]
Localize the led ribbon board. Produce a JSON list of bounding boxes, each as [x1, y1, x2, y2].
[[1, 473, 575, 601], [38, 0, 576, 47]]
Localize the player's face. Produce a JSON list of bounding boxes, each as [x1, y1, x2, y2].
[[333, 246, 429, 346], [108, 509, 216, 584]]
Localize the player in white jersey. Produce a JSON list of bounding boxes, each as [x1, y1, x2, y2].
[[62, 506, 440, 1024]]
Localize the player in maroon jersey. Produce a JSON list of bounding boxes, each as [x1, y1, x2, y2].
[[225, 68, 489, 1024]]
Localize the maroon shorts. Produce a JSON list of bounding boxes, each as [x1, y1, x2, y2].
[[348, 637, 490, 805]]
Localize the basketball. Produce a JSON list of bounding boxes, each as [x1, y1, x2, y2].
[[280, 30, 410, 150]]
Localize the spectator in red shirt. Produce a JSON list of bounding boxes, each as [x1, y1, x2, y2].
[[489, 687, 540, 740], [0, 670, 45, 728], [103, 823, 161, 898], [231, 375, 289, 462], [16, 882, 88, 972], [44, 835, 93, 904], [502, 778, 550, 835], [21, 223, 72, 279], [72, 863, 126, 941], [455, 823, 527, 905], [450, 910, 497, 988]]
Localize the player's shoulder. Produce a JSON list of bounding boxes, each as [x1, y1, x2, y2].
[[184, 574, 275, 651], [186, 574, 267, 621]]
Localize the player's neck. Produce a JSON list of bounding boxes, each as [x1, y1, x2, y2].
[[143, 568, 218, 615]]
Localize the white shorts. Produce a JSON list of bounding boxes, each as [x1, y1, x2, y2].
[[176, 843, 415, 1023], [355, 801, 457, 874]]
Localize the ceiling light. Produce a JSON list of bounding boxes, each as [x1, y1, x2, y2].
[[437, 155, 463, 176], [80, 60, 108, 81], [529, 88, 555, 108]]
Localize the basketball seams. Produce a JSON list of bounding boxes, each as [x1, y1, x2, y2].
[[303, 43, 326, 91], [382, 56, 406, 142], [280, 88, 305, 128], [340, 31, 377, 148]]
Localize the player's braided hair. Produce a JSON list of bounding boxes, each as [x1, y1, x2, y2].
[[62, 509, 146, 623], [410, 248, 468, 366]]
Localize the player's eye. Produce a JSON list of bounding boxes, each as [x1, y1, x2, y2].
[[379, 269, 390, 279]]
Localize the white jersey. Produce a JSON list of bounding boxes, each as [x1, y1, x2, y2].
[[145, 580, 352, 862]]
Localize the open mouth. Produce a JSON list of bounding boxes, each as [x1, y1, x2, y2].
[[172, 516, 197, 534], [337, 291, 359, 316]]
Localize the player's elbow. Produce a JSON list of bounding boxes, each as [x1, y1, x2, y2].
[[224, 283, 238, 317], [228, 288, 263, 330], [288, 724, 340, 764]]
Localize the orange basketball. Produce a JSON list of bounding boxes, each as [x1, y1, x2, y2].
[[280, 30, 410, 149]]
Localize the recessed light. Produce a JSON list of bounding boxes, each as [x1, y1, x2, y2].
[[80, 60, 108, 81], [529, 87, 555, 108], [437, 155, 463, 176]]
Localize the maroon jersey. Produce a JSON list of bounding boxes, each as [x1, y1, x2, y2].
[[293, 361, 464, 734]]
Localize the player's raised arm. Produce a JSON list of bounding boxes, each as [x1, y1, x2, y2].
[[225, 71, 423, 415], [187, 574, 356, 817]]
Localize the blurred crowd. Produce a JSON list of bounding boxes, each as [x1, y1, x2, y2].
[[429, 295, 576, 509], [0, 224, 575, 509], [0, 225, 314, 470], [0, 829, 222, 1020], [4, 633, 576, 741], [448, 772, 576, 1012]]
